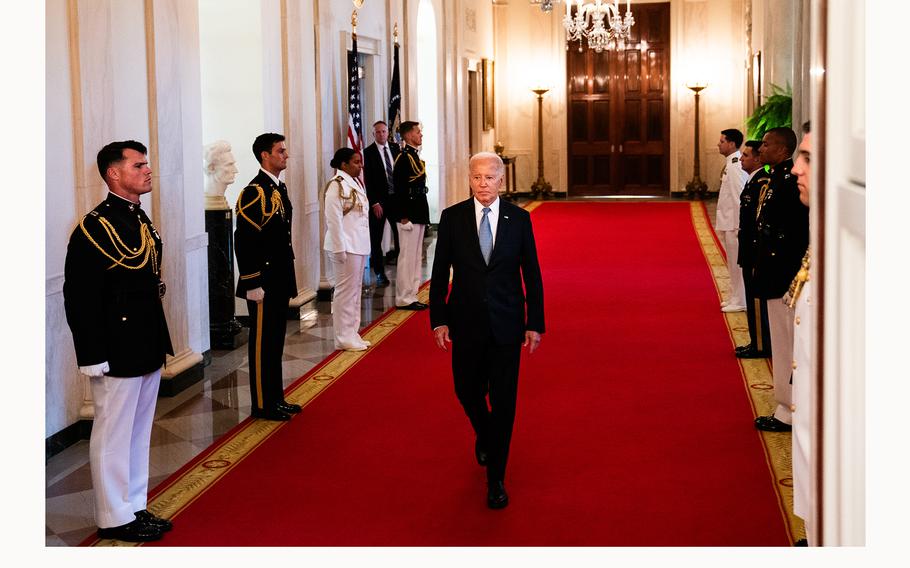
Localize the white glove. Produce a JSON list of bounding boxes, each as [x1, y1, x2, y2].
[[245, 287, 265, 302], [399, 221, 414, 232], [79, 362, 110, 378], [329, 251, 347, 263]]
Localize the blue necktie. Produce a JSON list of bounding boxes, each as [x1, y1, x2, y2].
[[479, 207, 492, 264]]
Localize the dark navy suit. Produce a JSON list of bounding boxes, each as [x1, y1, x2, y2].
[[429, 197, 545, 483]]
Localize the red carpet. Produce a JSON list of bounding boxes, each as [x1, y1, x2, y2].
[[142, 201, 790, 546]]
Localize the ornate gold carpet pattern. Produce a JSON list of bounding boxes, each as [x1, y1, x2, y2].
[[689, 201, 805, 544]]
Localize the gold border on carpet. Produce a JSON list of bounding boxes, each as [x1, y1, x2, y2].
[[94, 288, 431, 547], [689, 201, 805, 544]]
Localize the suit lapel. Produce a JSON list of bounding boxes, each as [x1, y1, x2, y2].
[[488, 203, 510, 266]]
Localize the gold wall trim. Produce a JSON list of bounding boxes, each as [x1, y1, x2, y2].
[[689, 201, 805, 544], [143, 0, 161, 226], [66, 0, 87, 213], [280, 0, 290, 137], [93, 286, 431, 546]]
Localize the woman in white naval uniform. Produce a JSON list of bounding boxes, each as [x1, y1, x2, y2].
[[324, 148, 372, 351]]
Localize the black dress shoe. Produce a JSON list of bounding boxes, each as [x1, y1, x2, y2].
[[251, 408, 292, 421], [277, 401, 302, 414], [134, 509, 173, 532], [375, 274, 390, 288], [474, 439, 489, 467], [735, 344, 754, 354], [97, 518, 163, 542], [397, 301, 428, 311], [794, 538, 808, 546], [487, 481, 509, 509], [754, 415, 792, 432], [736, 347, 770, 359]]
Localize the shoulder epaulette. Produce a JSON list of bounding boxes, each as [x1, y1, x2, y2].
[[732, 157, 739, 163]]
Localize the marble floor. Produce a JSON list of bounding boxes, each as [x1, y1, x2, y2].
[[45, 233, 438, 546]]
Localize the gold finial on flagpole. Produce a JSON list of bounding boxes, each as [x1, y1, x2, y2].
[[393, 22, 399, 45], [352, 10, 358, 37]]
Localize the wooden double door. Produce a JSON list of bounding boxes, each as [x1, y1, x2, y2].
[[567, 2, 670, 196]]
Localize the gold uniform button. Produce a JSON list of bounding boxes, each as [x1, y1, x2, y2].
[[792, 360, 798, 370], [795, 316, 801, 325], [122, 317, 128, 321], [790, 404, 797, 412]]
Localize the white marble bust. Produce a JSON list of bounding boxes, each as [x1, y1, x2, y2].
[[203, 140, 239, 210]]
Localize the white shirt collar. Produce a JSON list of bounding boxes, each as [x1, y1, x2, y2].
[[335, 169, 361, 189], [260, 167, 281, 187], [747, 168, 762, 182], [473, 196, 500, 215], [107, 191, 140, 206]]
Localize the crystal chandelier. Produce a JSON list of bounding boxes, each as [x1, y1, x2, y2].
[[532, 1, 635, 53]]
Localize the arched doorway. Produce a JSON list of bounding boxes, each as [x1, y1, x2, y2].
[[416, 0, 440, 221]]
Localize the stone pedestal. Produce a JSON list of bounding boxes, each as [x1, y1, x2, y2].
[[206, 208, 248, 349]]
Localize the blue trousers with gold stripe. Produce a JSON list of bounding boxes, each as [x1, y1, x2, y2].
[[743, 266, 772, 353], [246, 297, 289, 411]]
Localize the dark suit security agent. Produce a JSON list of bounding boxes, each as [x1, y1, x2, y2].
[[429, 152, 545, 509]]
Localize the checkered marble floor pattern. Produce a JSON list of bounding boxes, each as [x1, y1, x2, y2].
[[46, 236, 437, 546]]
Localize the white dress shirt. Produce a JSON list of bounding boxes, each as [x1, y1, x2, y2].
[[473, 196, 500, 250], [260, 167, 281, 187]]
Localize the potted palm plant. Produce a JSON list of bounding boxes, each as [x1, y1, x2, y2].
[[747, 83, 792, 139]]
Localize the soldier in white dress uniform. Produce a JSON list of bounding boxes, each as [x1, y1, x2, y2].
[[715, 129, 750, 312], [324, 147, 372, 351], [789, 123, 814, 545]]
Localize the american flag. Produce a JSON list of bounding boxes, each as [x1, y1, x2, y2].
[[346, 37, 363, 156]]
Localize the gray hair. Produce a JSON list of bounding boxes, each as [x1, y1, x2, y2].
[[469, 152, 505, 176]]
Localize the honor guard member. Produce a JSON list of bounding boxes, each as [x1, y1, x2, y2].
[[735, 140, 773, 359], [234, 133, 301, 421], [392, 120, 430, 310], [789, 121, 814, 545], [715, 128, 750, 312], [63, 140, 175, 542], [751, 126, 808, 433]]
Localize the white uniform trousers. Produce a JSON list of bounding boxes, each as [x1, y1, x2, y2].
[[330, 252, 368, 348], [395, 222, 426, 306], [89, 369, 161, 528], [792, 280, 814, 543], [719, 229, 746, 307], [768, 299, 794, 424]]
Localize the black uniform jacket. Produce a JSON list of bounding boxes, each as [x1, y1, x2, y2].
[[392, 144, 430, 225], [737, 168, 771, 269], [363, 141, 400, 209], [752, 159, 809, 299], [234, 170, 297, 299], [63, 193, 174, 377], [429, 198, 545, 345]]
